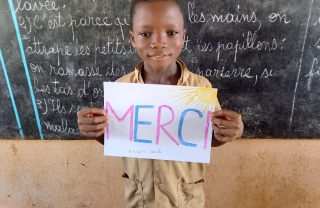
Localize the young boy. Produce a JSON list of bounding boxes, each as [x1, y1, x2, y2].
[[77, 0, 244, 207]]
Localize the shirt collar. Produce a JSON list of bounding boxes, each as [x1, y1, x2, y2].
[[133, 58, 189, 85]]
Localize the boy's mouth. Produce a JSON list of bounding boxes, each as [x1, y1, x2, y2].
[[148, 54, 170, 59]]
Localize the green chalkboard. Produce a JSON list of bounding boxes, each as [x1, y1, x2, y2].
[[0, 0, 319, 139]]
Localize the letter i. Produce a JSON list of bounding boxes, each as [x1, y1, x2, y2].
[[203, 111, 211, 149]]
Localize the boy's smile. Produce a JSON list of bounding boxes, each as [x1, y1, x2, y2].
[[130, 1, 185, 77], [148, 54, 170, 60]]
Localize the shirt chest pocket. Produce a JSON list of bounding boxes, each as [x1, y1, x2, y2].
[[177, 179, 205, 208], [122, 173, 145, 208]]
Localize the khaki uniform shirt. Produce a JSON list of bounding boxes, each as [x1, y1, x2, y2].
[[116, 59, 212, 208]]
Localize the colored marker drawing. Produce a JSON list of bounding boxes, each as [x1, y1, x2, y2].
[[167, 87, 217, 114], [103, 82, 217, 163]]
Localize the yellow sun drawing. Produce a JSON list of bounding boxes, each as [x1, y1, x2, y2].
[[167, 87, 218, 113]]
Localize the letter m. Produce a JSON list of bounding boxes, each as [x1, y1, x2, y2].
[[105, 101, 134, 140]]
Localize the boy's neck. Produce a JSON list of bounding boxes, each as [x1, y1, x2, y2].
[[141, 62, 181, 85]]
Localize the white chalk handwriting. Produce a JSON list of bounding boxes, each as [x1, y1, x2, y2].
[[188, 2, 259, 25], [269, 13, 291, 24], [69, 16, 129, 41], [12, 0, 318, 138], [197, 66, 283, 86], [26, 37, 72, 66], [30, 63, 46, 73], [306, 58, 319, 90], [95, 37, 135, 56], [37, 98, 92, 115], [215, 30, 278, 63], [43, 118, 78, 135], [49, 65, 102, 77], [15, 0, 60, 12], [33, 76, 74, 96]]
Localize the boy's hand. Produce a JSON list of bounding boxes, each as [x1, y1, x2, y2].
[[211, 109, 244, 143], [77, 108, 107, 138]]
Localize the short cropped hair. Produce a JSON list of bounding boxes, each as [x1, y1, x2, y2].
[[129, 0, 186, 31]]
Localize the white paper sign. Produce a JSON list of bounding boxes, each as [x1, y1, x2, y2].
[[103, 82, 217, 163]]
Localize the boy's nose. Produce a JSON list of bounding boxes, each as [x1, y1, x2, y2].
[[150, 33, 168, 48]]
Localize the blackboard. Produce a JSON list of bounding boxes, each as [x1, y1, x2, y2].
[[0, 0, 319, 139]]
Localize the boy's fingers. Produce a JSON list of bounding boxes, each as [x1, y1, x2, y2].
[[77, 108, 106, 117], [214, 133, 224, 142], [80, 128, 105, 138], [211, 117, 229, 127], [211, 109, 242, 121], [213, 123, 241, 141], [80, 115, 107, 125], [79, 122, 106, 132], [214, 133, 235, 143], [79, 121, 107, 137], [212, 124, 230, 136], [212, 116, 240, 130]]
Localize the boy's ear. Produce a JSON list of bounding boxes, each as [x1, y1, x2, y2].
[[183, 29, 186, 41], [130, 31, 136, 47]]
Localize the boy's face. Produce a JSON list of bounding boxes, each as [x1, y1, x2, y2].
[[130, 1, 186, 71]]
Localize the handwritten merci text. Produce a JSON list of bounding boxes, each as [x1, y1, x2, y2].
[[105, 102, 212, 149]]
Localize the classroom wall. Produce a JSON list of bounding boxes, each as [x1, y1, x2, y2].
[[1, 139, 320, 208]]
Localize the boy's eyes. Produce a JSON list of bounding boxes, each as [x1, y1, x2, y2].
[[139, 32, 150, 37], [138, 31, 179, 37], [167, 31, 179, 36]]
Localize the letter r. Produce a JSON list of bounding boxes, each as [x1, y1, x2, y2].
[[156, 105, 179, 145]]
